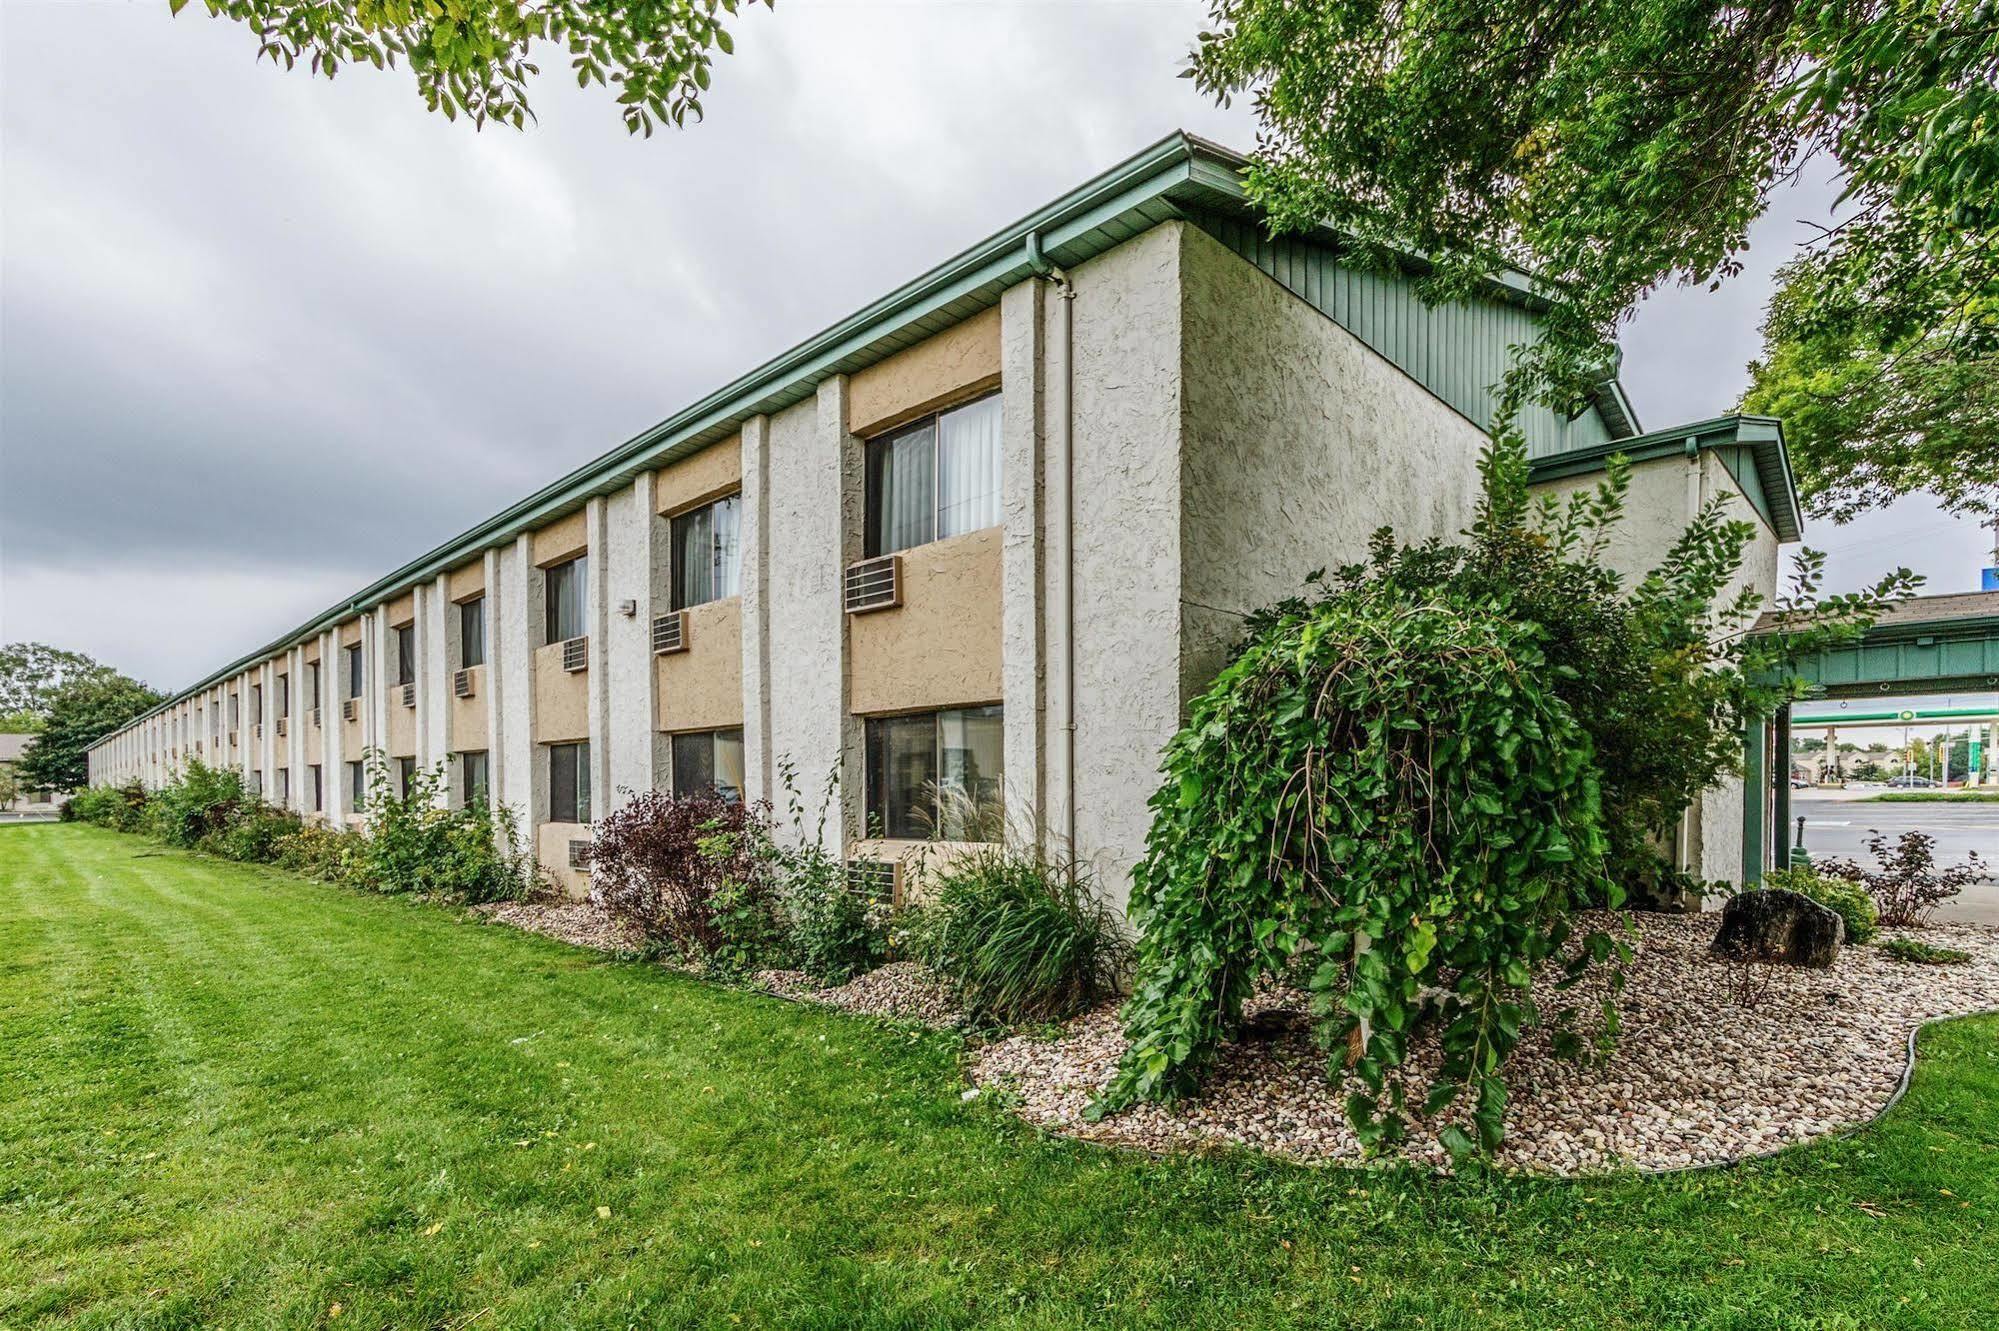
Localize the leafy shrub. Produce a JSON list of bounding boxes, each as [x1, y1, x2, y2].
[[273, 822, 364, 883], [145, 760, 247, 848], [207, 802, 305, 864], [754, 762, 886, 985], [66, 781, 147, 830], [905, 847, 1130, 1026], [589, 788, 786, 971], [1878, 936, 1972, 965], [1761, 866, 1879, 943], [353, 752, 532, 902], [1820, 830, 1984, 928]]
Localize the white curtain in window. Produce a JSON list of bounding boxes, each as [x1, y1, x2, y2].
[[937, 396, 1003, 538], [710, 494, 741, 600], [873, 422, 937, 555]]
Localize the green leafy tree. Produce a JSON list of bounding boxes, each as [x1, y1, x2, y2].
[[172, 0, 766, 133], [16, 676, 166, 793], [1190, 1, 1999, 517], [0, 643, 121, 717]]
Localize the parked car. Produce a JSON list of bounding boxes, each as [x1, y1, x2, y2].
[[1790, 777, 1812, 788], [1885, 775, 1941, 788]]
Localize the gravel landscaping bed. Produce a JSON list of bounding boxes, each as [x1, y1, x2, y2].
[[972, 913, 1999, 1175], [473, 900, 643, 953], [753, 961, 962, 1025]]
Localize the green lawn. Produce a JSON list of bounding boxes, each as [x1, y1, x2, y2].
[[1862, 791, 1999, 803], [4, 825, 1996, 1330]]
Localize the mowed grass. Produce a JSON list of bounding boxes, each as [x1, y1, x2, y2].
[[3, 825, 1997, 1330]]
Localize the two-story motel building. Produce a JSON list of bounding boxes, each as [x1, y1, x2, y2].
[[86, 134, 1802, 902]]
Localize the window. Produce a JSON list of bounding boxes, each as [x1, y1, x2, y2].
[[670, 494, 742, 610], [396, 756, 416, 801], [307, 661, 321, 708], [251, 683, 263, 725], [863, 705, 1003, 841], [864, 394, 1002, 557], [460, 597, 486, 668], [671, 728, 745, 802], [545, 555, 588, 643], [548, 741, 590, 824], [228, 693, 239, 726], [309, 764, 323, 812], [275, 768, 290, 804], [276, 673, 289, 716], [247, 771, 263, 800], [395, 625, 416, 686], [348, 760, 366, 810], [459, 750, 490, 809], [345, 644, 364, 699]]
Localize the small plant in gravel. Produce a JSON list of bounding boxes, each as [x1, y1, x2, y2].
[[1820, 830, 1984, 928], [1761, 866, 1879, 943], [1877, 937, 1973, 966], [904, 846, 1131, 1027]]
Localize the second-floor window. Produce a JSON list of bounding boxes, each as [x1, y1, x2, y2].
[[545, 556, 587, 643], [276, 673, 289, 716], [395, 625, 416, 686], [865, 393, 1002, 557], [460, 596, 486, 668], [307, 662, 320, 708], [345, 644, 364, 699], [670, 494, 741, 610], [250, 684, 262, 725]]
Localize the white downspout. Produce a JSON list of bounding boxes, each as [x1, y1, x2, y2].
[[1026, 232, 1077, 857]]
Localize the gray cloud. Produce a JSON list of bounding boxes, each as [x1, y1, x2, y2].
[[2, 2, 1988, 690]]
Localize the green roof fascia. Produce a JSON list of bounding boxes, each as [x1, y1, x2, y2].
[[1526, 413, 1801, 542]]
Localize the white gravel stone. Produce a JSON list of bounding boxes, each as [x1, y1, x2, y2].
[[474, 900, 643, 952], [970, 913, 1999, 1175]]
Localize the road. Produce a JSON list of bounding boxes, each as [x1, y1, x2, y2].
[[1793, 792, 1999, 924]]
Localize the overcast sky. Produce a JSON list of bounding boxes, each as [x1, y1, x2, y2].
[[3, 0, 1993, 693]]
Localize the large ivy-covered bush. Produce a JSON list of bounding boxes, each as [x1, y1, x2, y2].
[[1094, 435, 1915, 1155]]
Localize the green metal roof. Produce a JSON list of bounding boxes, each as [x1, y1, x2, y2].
[[100, 130, 1655, 741], [1525, 413, 1803, 542]]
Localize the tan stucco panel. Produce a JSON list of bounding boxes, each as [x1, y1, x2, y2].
[[847, 838, 988, 905], [447, 558, 486, 602], [532, 642, 590, 742], [538, 821, 592, 900], [386, 696, 416, 758], [848, 526, 1003, 716], [386, 592, 416, 627], [533, 509, 589, 568], [656, 597, 744, 732], [846, 306, 1002, 438], [451, 664, 488, 749], [338, 619, 362, 647], [656, 436, 743, 516]]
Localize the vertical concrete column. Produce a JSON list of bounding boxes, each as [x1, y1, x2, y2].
[[369, 606, 391, 769], [497, 535, 539, 837], [999, 278, 1048, 847], [738, 414, 775, 806], [424, 573, 452, 793], [827, 376, 867, 845], [606, 475, 662, 806], [319, 630, 341, 820], [482, 547, 507, 821], [584, 494, 615, 820]]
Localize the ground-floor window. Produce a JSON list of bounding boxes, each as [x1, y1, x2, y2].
[[459, 750, 489, 809], [863, 704, 1002, 841], [275, 768, 289, 804], [671, 728, 745, 802], [396, 756, 416, 802], [548, 741, 590, 824], [348, 760, 365, 811], [309, 764, 323, 812], [248, 770, 263, 800]]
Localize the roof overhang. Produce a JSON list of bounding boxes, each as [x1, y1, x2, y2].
[[1526, 413, 1802, 542]]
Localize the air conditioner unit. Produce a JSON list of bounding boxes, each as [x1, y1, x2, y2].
[[400, 683, 416, 709], [561, 636, 589, 673], [568, 839, 593, 870], [651, 611, 688, 655], [844, 858, 899, 904], [312, 706, 322, 729], [228, 729, 238, 746], [453, 669, 474, 699], [341, 698, 358, 722], [275, 718, 287, 737], [253, 723, 263, 740], [843, 555, 902, 614]]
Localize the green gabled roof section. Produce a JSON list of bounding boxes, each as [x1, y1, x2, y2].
[[1525, 414, 1803, 542], [99, 130, 1650, 738]]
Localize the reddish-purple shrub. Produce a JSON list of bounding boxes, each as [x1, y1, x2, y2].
[[588, 789, 779, 966], [1819, 829, 1984, 928]]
